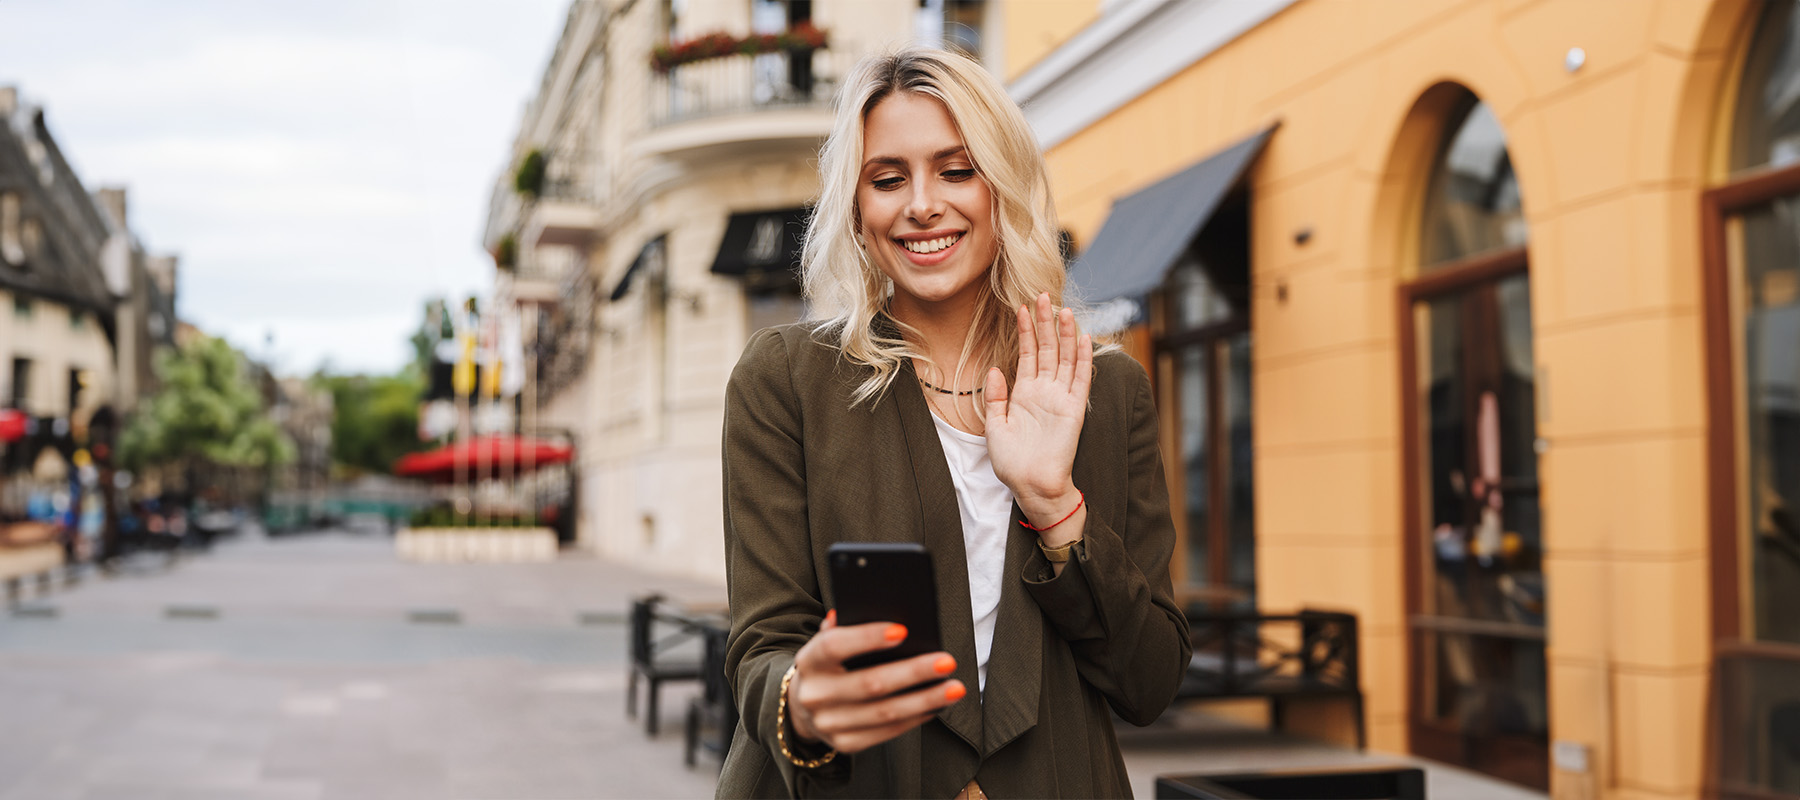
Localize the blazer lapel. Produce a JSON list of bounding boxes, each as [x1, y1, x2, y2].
[[979, 503, 1043, 756], [891, 368, 984, 752]]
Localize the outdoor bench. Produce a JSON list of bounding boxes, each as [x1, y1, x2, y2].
[[1174, 607, 1367, 750]]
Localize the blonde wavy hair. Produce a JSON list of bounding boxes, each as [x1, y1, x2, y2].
[[802, 47, 1075, 408]]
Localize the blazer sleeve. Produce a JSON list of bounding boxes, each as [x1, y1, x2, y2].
[[1020, 355, 1192, 725], [721, 328, 852, 796]]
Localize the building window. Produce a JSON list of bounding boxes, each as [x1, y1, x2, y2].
[[944, 0, 984, 58], [1401, 90, 1546, 790], [0, 193, 20, 265], [13, 296, 31, 319], [9, 358, 29, 409], [69, 310, 83, 330], [1703, 6, 1800, 794], [1154, 189, 1253, 609], [751, 0, 815, 103], [915, 0, 984, 58], [21, 218, 41, 262], [67, 368, 82, 415], [1713, 0, 1800, 650]]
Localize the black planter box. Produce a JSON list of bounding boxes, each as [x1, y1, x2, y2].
[[1155, 765, 1426, 800]]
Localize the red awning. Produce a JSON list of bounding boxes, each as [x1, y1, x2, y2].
[[393, 436, 572, 481]]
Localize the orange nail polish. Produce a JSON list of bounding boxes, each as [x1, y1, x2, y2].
[[945, 684, 967, 701], [825, 610, 835, 625], [934, 656, 956, 675], [884, 624, 907, 642]]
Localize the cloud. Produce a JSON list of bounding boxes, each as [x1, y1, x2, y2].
[[0, 0, 569, 376]]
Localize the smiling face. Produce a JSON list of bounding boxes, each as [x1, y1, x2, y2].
[[857, 91, 998, 322]]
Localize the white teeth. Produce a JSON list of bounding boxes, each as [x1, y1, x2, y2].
[[901, 233, 961, 254]]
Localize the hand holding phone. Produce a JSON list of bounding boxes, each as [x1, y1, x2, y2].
[[783, 543, 966, 754]]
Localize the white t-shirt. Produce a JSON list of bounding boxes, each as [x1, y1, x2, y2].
[[928, 410, 1013, 694]]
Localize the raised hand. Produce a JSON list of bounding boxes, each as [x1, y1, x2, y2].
[[983, 292, 1092, 529]]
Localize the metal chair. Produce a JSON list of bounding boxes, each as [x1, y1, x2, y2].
[[684, 621, 738, 767], [627, 593, 704, 736]]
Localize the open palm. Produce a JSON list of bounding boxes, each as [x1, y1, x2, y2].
[[984, 293, 1093, 507]]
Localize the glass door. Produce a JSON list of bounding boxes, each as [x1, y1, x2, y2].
[[1408, 272, 1547, 788]]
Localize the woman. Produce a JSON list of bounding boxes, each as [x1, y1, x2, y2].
[[721, 47, 1190, 799]]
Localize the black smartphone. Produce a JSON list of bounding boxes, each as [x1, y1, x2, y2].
[[828, 542, 943, 672]]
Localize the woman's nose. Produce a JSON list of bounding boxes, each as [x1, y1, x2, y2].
[[905, 181, 944, 223]]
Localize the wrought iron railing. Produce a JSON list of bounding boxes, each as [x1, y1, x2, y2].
[[648, 49, 847, 127], [1175, 608, 1366, 749]]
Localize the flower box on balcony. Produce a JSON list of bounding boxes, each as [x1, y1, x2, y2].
[[651, 24, 828, 74]]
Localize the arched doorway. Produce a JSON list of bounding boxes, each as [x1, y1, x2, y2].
[[1703, 0, 1800, 792], [1398, 89, 1548, 790]]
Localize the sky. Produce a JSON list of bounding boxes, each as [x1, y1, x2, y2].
[[0, 0, 571, 376]]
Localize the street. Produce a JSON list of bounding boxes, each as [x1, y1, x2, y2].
[[0, 524, 724, 800], [0, 525, 1542, 800]]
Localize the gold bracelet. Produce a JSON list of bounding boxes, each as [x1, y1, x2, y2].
[[777, 664, 837, 769]]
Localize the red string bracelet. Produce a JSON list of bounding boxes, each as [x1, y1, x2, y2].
[[1019, 491, 1084, 532]]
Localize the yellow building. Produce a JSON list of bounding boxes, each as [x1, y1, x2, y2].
[[1006, 0, 1800, 796]]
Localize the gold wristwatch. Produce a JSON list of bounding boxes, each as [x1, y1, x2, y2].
[[1037, 538, 1081, 563]]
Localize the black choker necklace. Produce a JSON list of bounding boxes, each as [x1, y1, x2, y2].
[[918, 375, 982, 396]]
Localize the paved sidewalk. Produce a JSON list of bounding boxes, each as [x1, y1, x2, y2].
[[0, 527, 1543, 799]]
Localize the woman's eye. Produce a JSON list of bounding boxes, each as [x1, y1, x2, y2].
[[872, 176, 904, 190], [944, 169, 976, 181]]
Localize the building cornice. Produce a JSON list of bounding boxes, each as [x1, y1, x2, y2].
[[1008, 0, 1298, 150]]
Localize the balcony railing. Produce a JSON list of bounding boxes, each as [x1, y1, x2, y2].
[[649, 49, 847, 127]]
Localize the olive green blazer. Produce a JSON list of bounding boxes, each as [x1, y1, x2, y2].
[[719, 323, 1190, 799]]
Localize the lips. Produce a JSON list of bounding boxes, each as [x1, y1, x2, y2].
[[899, 232, 963, 254]]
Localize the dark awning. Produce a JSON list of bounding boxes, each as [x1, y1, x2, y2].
[[1066, 125, 1275, 313], [710, 207, 808, 292], [609, 234, 667, 302]]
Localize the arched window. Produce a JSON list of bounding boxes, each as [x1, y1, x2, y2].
[[1730, 0, 1800, 175], [1708, 0, 1800, 650], [1703, 6, 1800, 794], [1420, 100, 1526, 267], [1400, 90, 1547, 791]]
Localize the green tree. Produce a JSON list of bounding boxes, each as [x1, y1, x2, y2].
[[119, 335, 296, 475], [316, 369, 425, 476]]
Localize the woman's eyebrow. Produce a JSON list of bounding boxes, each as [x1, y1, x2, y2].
[[862, 145, 968, 170]]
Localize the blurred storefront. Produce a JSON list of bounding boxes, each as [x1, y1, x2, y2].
[[0, 86, 177, 554], [1007, 0, 1798, 796]]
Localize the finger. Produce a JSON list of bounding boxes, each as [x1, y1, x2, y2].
[[796, 621, 907, 673], [821, 609, 836, 631], [811, 677, 966, 738], [983, 367, 1008, 425], [1015, 304, 1035, 378], [840, 651, 957, 703], [820, 711, 940, 754], [1055, 306, 1077, 385], [1035, 293, 1056, 378], [1072, 333, 1094, 400]]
